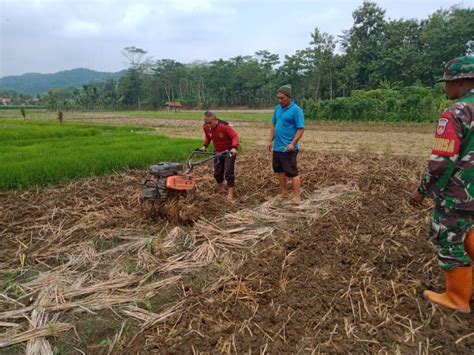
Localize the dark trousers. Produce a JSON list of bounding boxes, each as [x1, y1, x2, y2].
[[214, 155, 236, 187]]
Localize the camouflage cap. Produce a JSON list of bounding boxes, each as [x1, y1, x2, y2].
[[437, 56, 474, 82]]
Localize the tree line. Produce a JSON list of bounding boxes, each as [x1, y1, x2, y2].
[[6, 2, 473, 121]]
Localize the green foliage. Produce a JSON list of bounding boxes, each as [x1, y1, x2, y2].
[[0, 272, 22, 298], [136, 299, 154, 312], [342, 1, 387, 89], [1, 3, 472, 113], [119, 69, 143, 108], [144, 237, 153, 254], [122, 264, 137, 274], [302, 84, 451, 122], [107, 3, 473, 109], [0, 120, 200, 191]]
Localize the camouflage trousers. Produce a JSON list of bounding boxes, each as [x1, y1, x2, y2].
[[429, 205, 473, 271]]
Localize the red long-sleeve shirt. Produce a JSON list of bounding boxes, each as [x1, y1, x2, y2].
[[203, 120, 239, 153]]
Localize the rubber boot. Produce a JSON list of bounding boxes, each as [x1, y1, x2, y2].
[[465, 231, 474, 299], [423, 266, 472, 313]]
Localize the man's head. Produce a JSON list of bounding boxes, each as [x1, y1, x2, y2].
[[204, 110, 218, 128], [437, 56, 474, 100], [277, 84, 292, 107]]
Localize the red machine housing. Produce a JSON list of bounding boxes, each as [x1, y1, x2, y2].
[[165, 175, 196, 190]]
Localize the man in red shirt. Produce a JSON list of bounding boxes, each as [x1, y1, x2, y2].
[[199, 110, 239, 200]]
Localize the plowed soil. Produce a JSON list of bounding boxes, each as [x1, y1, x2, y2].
[[122, 153, 474, 354], [1, 150, 473, 354]]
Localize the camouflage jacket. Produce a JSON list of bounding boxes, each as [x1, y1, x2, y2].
[[418, 88, 474, 210]]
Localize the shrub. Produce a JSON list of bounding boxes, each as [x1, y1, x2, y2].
[[303, 85, 447, 122]]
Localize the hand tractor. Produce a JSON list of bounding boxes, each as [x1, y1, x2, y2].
[[142, 149, 230, 222]]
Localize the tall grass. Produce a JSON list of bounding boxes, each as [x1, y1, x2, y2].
[[0, 120, 200, 191]]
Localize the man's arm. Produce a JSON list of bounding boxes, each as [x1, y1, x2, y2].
[[292, 128, 304, 144], [226, 125, 239, 149], [203, 126, 211, 147], [286, 128, 304, 152], [268, 109, 278, 152], [268, 125, 275, 152], [225, 125, 239, 156], [286, 108, 305, 152], [410, 109, 462, 206]]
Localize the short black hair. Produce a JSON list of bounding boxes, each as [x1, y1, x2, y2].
[[204, 110, 216, 118]]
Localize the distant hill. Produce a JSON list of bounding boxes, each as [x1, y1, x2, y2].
[[0, 68, 127, 94]]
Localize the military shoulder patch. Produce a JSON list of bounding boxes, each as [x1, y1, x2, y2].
[[432, 112, 460, 157], [436, 118, 449, 135]]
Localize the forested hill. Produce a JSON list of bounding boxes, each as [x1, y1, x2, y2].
[[0, 68, 126, 94]]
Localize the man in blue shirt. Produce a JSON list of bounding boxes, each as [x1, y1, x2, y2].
[[267, 84, 305, 204]]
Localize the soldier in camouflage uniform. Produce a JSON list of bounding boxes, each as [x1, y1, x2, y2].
[[410, 56, 474, 313]]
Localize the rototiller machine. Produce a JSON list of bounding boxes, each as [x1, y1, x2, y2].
[[141, 149, 230, 221]]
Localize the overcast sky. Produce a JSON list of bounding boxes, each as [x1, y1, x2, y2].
[[0, 0, 470, 77]]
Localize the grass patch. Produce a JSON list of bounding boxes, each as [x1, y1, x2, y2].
[[0, 120, 200, 191], [0, 119, 150, 141]]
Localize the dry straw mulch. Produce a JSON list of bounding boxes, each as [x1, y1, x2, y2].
[[2, 151, 473, 353], [123, 152, 474, 354], [1, 151, 355, 352]]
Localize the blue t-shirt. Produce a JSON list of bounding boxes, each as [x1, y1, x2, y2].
[[272, 101, 305, 152]]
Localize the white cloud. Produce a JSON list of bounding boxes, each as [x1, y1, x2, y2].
[[168, 0, 214, 12], [63, 19, 101, 36], [0, 0, 467, 76], [298, 7, 343, 27], [121, 3, 152, 28]]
